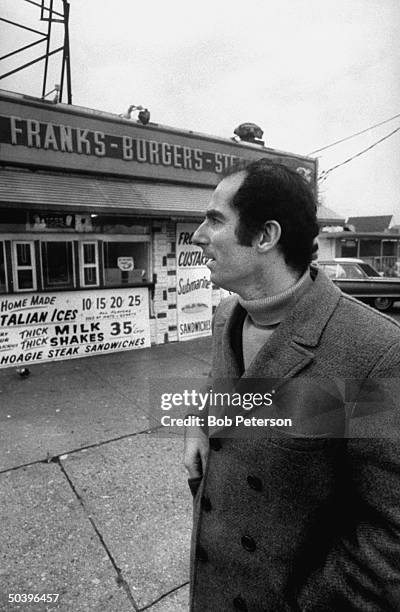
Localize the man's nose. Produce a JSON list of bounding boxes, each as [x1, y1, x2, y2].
[[192, 222, 207, 246]]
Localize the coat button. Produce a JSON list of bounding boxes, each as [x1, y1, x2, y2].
[[209, 437, 222, 451], [201, 496, 212, 512], [196, 544, 208, 562], [233, 595, 248, 611], [246, 475, 263, 491], [241, 535, 256, 552]]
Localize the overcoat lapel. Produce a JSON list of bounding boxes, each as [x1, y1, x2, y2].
[[209, 270, 342, 433], [220, 303, 246, 379], [221, 269, 340, 380]]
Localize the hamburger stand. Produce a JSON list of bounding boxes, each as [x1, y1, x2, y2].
[[0, 89, 317, 369]]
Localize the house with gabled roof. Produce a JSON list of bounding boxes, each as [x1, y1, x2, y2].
[[317, 212, 400, 275], [346, 215, 393, 233]]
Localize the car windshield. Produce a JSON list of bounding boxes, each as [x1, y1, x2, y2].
[[336, 264, 366, 279], [319, 261, 383, 279], [319, 264, 337, 279]]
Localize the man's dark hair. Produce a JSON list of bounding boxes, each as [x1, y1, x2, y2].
[[229, 159, 319, 273]]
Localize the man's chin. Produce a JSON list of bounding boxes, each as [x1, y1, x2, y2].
[[209, 270, 220, 284], [210, 275, 232, 292], [206, 267, 234, 291]]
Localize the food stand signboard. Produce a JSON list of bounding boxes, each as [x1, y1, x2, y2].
[[0, 287, 150, 369], [176, 223, 212, 341], [0, 96, 318, 189]]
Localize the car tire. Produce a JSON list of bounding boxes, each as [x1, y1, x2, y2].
[[373, 297, 393, 312]]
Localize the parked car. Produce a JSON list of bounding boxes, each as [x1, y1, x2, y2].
[[317, 258, 400, 311]]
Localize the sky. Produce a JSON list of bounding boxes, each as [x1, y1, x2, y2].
[[1, 0, 400, 223]]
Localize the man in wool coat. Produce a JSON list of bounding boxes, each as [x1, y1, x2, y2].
[[184, 159, 400, 611]]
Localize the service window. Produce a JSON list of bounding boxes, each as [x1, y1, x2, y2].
[[0, 242, 7, 293], [80, 241, 99, 287], [41, 241, 75, 289], [12, 241, 37, 292], [104, 241, 149, 287]]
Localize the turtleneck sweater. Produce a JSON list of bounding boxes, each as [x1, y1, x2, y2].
[[238, 269, 313, 370]]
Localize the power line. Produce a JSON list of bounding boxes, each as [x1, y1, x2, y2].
[[318, 125, 400, 183], [308, 111, 400, 156]]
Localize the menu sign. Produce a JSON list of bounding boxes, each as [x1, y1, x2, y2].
[[0, 288, 150, 369]]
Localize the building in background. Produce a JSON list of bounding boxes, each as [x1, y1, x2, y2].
[[318, 214, 400, 274], [0, 89, 317, 367]]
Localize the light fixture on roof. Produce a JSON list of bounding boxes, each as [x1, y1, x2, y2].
[[138, 108, 150, 125], [233, 122, 264, 145], [120, 104, 150, 125], [43, 83, 60, 103]]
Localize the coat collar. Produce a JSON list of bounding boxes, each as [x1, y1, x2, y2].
[[283, 265, 342, 348], [208, 269, 342, 436], [219, 267, 341, 381]]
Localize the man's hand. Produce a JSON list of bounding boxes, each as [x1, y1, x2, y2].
[[183, 425, 209, 479]]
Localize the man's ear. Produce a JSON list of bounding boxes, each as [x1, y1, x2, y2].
[[256, 220, 281, 253]]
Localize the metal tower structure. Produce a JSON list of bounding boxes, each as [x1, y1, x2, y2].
[[0, 0, 72, 103]]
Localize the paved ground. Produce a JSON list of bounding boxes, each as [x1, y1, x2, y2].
[[0, 336, 212, 612]]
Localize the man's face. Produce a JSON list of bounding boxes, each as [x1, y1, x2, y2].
[[192, 172, 261, 294]]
